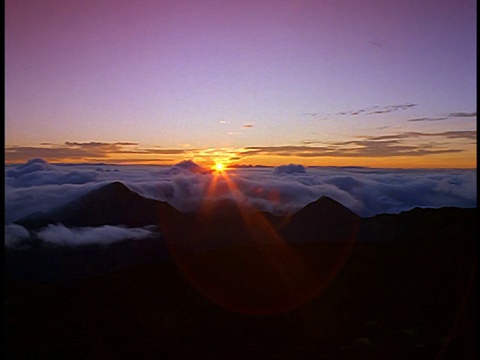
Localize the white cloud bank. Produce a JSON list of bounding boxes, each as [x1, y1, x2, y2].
[[36, 224, 157, 246], [5, 159, 477, 226], [4, 223, 158, 248]]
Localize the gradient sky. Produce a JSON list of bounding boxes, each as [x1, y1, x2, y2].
[[5, 0, 477, 168]]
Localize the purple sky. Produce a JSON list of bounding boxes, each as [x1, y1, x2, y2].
[[5, 0, 476, 167]]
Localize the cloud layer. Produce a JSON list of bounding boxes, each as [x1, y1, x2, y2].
[[5, 159, 476, 247], [5, 223, 158, 248], [36, 224, 157, 247], [5, 159, 476, 223]]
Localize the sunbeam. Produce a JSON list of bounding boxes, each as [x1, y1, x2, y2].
[[162, 169, 358, 314]]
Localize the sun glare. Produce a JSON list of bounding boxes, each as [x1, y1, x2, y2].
[[214, 162, 225, 172]]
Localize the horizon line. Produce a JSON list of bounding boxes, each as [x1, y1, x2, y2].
[[4, 158, 477, 171]]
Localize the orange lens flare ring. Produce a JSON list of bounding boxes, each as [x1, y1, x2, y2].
[[161, 170, 358, 315]]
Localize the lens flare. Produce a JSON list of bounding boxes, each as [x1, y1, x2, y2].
[[158, 170, 360, 315], [214, 162, 225, 172]]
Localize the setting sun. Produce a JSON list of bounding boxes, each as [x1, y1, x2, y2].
[[214, 162, 225, 172]]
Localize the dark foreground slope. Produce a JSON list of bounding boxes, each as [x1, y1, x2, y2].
[[5, 184, 477, 359]]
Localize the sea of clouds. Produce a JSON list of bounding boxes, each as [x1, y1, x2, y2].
[[5, 158, 476, 247]]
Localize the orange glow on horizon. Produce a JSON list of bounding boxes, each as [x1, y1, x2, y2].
[[4, 144, 476, 169]]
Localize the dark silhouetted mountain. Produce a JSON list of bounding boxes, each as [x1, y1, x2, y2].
[[356, 205, 477, 244], [16, 184, 361, 246], [12, 181, 476, 253], [16, 181, 177, 229], [282, 196, 361, 243]]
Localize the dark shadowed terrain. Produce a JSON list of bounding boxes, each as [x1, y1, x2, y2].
[[5, 182, 476, 359]]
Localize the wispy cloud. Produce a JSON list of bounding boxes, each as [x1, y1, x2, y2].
[[5, 146, 95, 162], [242, 143, 460, 159], [408, 111, 476, 122], [5, 142, 186, 164], [407, 117, 449, 122], [65, 141, 138, 147], [365, 131, 477, 141], [64, 141, 185, 155], [34, 224, 157, 247], [300, 103, 417, 119], [245, 130, 475, 159], [302, 107, 475, 123], [336, 103, 417, 116], [432, 131, 477, 139], [448, 112, 476, 118], [369, 40, 383, 49]]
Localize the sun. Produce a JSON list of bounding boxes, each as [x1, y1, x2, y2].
[[214, 161, 225, 172]]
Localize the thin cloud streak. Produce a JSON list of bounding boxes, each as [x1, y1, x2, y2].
[[448, 112, 476, 118], [5, 142, 187, 164], [372, 131, 476, 140], [408, 111, 476, 122], [246, 130, 476, 159], [408, 117, 449, 122], [363, 131, 477, 141], [242, 145, 461, 158], [300, 103, 417, 119], [5, 129, 475, 166], [336, 103, 417, 116]]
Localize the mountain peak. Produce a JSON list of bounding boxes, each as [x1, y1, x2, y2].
[[283, 196, 360, 243], [16, 181, 174, 229], [300, 196, 359, 217], [88, 181, 135, 197]]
